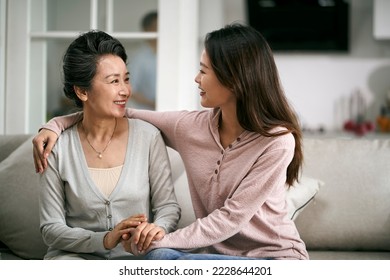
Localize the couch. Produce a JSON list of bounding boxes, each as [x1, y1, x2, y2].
[[0, 133, 389, 260]]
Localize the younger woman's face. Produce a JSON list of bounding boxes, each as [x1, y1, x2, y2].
[[194, 50, 235, 109], [85, 54, 131, 118]]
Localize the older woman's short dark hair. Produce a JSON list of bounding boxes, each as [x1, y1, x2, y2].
[[62, 30, 127, 108]]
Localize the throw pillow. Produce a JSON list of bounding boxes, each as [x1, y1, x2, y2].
[[0, 136, 48, 259], [286, 176, 324, 220], [0, 134, 31, 162]]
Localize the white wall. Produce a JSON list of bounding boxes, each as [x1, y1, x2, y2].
[[5, 0, 30, 134], [0, 0, 6, 134], [373, 0, 390, 39], [220, 0, 390, 131]]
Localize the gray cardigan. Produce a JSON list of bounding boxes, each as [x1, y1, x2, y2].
[[39, 119, 180, 259]]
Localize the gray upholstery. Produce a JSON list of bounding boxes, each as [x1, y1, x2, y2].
[[296, 137, 390, 259]]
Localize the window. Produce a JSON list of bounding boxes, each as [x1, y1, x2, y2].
[[4, 0, 200, 134], [30, 0, 159, 121]]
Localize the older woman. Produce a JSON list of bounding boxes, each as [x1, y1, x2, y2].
[[38, 30, 180, 260]]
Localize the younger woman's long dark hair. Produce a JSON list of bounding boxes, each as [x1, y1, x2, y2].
[[204, 23, 303, 186]]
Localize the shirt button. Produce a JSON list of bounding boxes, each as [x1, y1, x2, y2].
[[221, 150, 224, 154], [105, 201, 110, 205], [217, 160, 220, 165], [237, 137, 241, 141], [107, 214, 112, 219], [215, 170, 218, 174], [228, 144, 232, 148], [109, 228, 113, 231]]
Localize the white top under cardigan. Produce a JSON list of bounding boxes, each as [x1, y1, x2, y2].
[[89, 165, 123, 198], [39, 119, 180, 259]]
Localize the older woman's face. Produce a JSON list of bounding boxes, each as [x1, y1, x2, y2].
[[85, 54, 131, 118]]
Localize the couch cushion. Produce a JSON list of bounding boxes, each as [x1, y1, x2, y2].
[[166, 147, 185, 183], [0, 134, 32, 162], [0, 136, 48, 259], [166, 148, 196, 228], [308, 250, 390, 260], [286, 176, 323, 220], [296, 137, 390, 251], [173, 172, 196, 228]]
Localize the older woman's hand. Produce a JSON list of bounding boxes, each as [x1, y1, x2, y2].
[[104, 214, 147, 250]]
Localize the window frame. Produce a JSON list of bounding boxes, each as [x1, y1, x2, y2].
[[0, 0, 6, 134], [4, 0, 200, 134]]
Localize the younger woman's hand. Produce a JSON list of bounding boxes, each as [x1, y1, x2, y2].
[[32, 129, 59, 173], [131, 222, 165, 253], [104, 214, 147, 250]]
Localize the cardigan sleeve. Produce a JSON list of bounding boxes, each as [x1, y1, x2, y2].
[[147, 129, 181, 233]]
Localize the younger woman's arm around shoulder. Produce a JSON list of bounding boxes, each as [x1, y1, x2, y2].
[[125, 108, 196, 149], [32, 112, 83, 173]]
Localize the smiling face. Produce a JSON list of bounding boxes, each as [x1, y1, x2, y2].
[[82, 54, 131, 118], [195, 50, 235, 109]]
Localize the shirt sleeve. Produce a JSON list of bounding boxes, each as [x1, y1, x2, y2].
[[42, 112, 83, 135], [125, 108, 188, 149]]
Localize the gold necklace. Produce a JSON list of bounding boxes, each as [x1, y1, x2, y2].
[[82, 119, 117, 159]]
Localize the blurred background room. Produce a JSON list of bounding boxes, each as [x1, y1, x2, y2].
[[1, 0, 390, 136]]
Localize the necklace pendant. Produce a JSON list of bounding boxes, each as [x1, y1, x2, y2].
[[82, 118, 117, 161]]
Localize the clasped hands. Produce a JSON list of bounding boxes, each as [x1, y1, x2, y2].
[[103, 214, 165, 255]]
